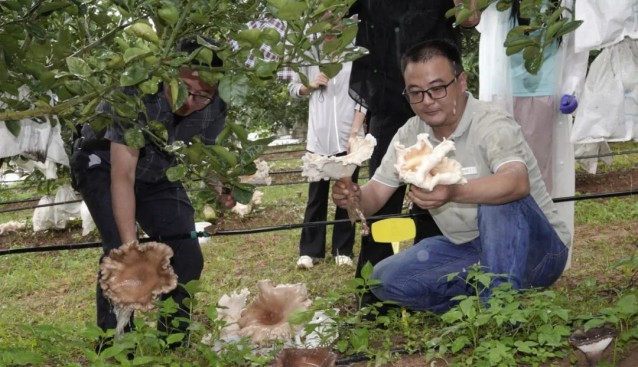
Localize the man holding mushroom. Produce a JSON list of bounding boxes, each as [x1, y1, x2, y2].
[[332, 39, 570, 312]]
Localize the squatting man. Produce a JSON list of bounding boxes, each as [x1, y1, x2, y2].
[[332, 39, 571, 312]]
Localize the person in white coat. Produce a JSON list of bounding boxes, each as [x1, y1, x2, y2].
[[288, 40, 365, 269], [477, 0, 589, 267]]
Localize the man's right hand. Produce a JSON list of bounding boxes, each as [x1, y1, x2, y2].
[[332, 178, 360, 209]]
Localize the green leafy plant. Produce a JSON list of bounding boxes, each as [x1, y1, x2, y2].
[[428, 265, 571, 366], [449, 0, 583, 74]]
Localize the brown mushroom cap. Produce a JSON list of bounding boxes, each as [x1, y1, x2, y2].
[[100, 241, 178, 311]]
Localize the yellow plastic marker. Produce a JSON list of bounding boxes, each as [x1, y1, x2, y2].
[[370, 218, 416, 254]]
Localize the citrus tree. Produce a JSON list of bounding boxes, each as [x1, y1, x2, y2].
[[0, 0, 363, 204]]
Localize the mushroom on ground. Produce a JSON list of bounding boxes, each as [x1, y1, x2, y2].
[[99, 241, 178, 337], [237, 280, 312, 345]]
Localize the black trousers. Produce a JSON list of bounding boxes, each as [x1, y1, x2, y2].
[[299, 160, 360, 259], [70, 149, 202, 336], [356, 112, 442, 278]]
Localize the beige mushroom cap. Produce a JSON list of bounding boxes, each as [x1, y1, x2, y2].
[[237, 280, 312, 345], [395, 133, 467, 191], [99, 241, 178, 311], [301, 134, 377, 181]]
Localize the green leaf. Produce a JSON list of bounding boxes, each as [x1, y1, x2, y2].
[[123, 47, 152, 63], [166, 332, 185, 345], [236, 28, 262, 47], [258, 27, 282, 46], [66, 56, 92, 77], [524, 52, 543, 75], [319, 63, 342, 79], [210, 145, 238, 166], [455, 7, 474, 26], [218, 72, 250, 106], [120, 65, 148, 86], [360, 261, 374, 280], [124, 127, 145, 149], [616, 294, 638, 315], [138, 76, 160, 95], [36, 0, 71, 15], [253, 59, 278, 79], [158, 5, 179, 26], [554, 20, 584, 39], [230, 183, 254, 204], [451, 335, 470, 353], [5, 120, 21, 137], [266, 0, 308, 21]]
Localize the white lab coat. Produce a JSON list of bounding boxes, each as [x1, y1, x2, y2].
[[477, 1, 589, 268]]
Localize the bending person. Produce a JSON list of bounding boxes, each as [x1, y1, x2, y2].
[[70, 38, 234, 348]]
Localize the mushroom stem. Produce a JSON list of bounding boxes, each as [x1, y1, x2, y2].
[[568, 327, 616, 367], [342, 177, 369, 236]]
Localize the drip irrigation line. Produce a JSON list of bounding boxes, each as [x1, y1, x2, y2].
[[261, 148, 306, 156], [1, 186, 635, 216], [575, 149, 638, 160], [1, 189, 636, 257], [336, 348, 414, 365], [0, 213, 419, 257], [0, 197, 40, 206], [0, 199, 82, 214], [0, 182, 39, 191], [553, 188, 637, 202]]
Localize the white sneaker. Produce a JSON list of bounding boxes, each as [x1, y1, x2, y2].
[[335, 255, 353, 266], [297, 255, 314, 269]]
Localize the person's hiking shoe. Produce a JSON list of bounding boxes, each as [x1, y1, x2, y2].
[[335, 255, 353, 266], [297, 255, 314, 269]]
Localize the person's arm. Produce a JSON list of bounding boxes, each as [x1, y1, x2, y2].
[[332, 178, 397, 217], [298, 72, 330, 96], [407, 161, 530, 210], [347, 107, 367, 153], [453, 0, 481, 27], [110, 141, 140, 244]]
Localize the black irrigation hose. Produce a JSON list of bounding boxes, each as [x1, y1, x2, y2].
[[553, 188, 637, 202], [0, 197, 40, 206], [0, 213, 418, 256], [261, 148, 306, 156], [3, 186, 638, 257], [0, 199, 82, 214], [575, 149, 638, 160], [0, 185, 633, 215], [336, 348, 415, 365]]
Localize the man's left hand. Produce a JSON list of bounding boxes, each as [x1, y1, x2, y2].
[[408, 184, 454, 210]]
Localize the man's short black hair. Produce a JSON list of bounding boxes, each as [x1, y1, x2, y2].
[[175, 36, 223, 68], [400, 39, 464, 75]]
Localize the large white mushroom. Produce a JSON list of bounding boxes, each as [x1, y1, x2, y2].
[[99, 241, 178, 337], [237, 280, 312, 345], [395, 133, 467, 191], [301, 134, 377, 235]]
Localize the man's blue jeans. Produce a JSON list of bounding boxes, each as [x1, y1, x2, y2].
[[370, 195, 569, 313]]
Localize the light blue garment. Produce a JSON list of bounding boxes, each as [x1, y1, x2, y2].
[[370, 195, 568, 312], [511, 41, 558, 96]]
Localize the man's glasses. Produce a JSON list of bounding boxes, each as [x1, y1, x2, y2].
[[402, 74, 460, 104], [187, 91, 214, 105]]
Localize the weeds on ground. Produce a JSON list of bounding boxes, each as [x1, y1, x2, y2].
[[1, 261, 638, 366]]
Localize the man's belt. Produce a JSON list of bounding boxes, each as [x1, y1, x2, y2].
[[73, 137, 111, 151]]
